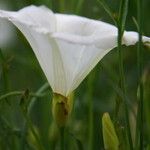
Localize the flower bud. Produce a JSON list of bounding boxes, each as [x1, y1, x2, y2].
[[102, 113, 119, 150], [52, 93, 73, 127]]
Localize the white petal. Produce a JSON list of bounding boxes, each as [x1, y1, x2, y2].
[[0, 18, 15, 48], [55, 14, 117, 35], [55, 14, 118, 44], [123, 31, 150, 46], [0, 5, 56, 33], [0, 6, 68, 95], [55, 14, 150, 48], [54, 38, 115, 95], [52, 15, 118, 95], [12, 23, 68, 95]]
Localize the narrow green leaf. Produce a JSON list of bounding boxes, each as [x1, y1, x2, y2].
[[132, 17, 139, 32], [135, 0, 144, 149], [97, 0, 117, 24], [118, 0, 129, 36]]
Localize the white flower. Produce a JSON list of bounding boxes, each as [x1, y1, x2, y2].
[[0, 5, 149, 96], [0, 3, 15, 49]]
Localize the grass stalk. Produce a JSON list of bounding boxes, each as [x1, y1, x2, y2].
[[87, 71, 96, 150], [28, 82, 50, 114], [117, 29, 133, 150], [0, 91, 46, 101], [117, 0, 133, 149], [135, 0, 143, 149]]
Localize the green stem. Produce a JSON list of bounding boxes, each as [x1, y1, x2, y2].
[[28, 82, 50, 114], [21, 83, 49, 149], [60, 127, 65, 150], [117, 0, 134, 149], [0, 91, 46, 101], [118, 29, 133, 150], [136, 0, 143, 149], [87, 71, 96, 150], [97, 0, 117, 25]]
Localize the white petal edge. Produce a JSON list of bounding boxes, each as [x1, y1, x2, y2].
[[0, 5, 56, 33]]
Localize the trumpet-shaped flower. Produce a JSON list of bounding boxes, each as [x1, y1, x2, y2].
[[0, 5, 150, 97]]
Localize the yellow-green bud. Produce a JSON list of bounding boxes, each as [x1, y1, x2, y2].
[[52, 93, 73, 127], [102, 113, 119, 150]]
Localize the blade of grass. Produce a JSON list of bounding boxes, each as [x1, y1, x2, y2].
[[118, 0, 129, 36], [117, 0, 133, 149], [0, 91, 46, 101], [21, 83, 50, 149], [97, 0, 133, 148], [97, 0, 117, 25], [135, 0, 144, 149], [132, 17, 139, 32], [28, 82, 50, 114], [20, 91, 45, 150], [87, 70, 96, 150], [100, 63, 136, 118]]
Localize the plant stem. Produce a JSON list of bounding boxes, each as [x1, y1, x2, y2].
[[28, 82, 50, 114], [117, 0, 133, 149], [20, 83, 49, 149], [118, 28, 133, 150], [87, 71, 96, 150], [60, 127, 65, 150], [136, 0, 143, 149], [0, 91, 46, 101]]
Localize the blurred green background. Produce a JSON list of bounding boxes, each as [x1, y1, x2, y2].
[[0, 0, 150, 149]]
